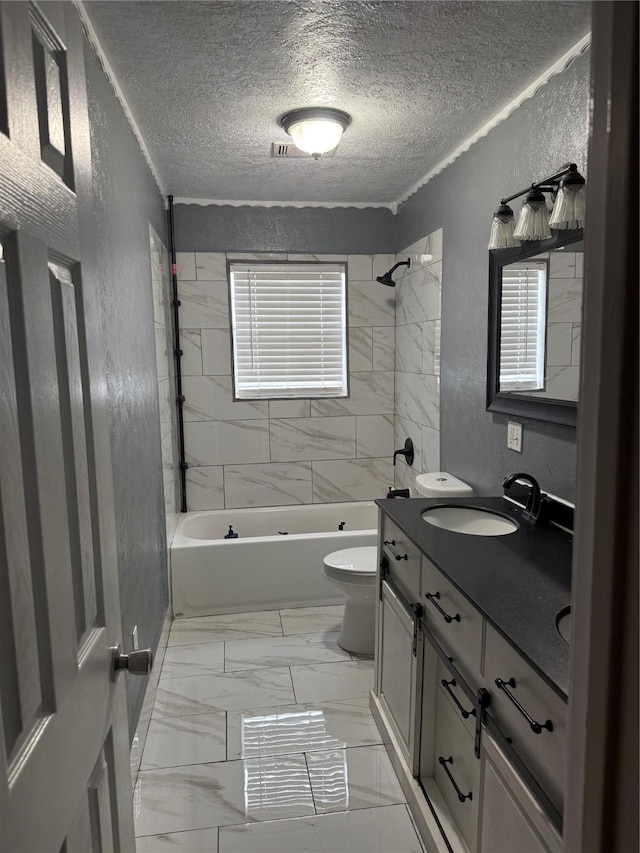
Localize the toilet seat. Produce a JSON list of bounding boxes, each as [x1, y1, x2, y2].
[[323, 546, 377, 576]]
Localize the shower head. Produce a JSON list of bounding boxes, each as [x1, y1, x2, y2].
[[376, 258, 411, 287], [376, 271, 396, 287]]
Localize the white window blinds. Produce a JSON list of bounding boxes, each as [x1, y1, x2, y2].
[[229, 263, 348, 399], [499, 261, 547, 392]]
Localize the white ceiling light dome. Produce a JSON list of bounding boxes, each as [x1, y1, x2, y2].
[[280, 108, 351, 159]]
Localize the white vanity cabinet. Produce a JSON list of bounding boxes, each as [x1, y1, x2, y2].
[[376, 579, 423, 771], [372, 506, 569, 853]]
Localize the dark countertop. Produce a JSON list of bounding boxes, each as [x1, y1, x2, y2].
[[376, 496, 572, 700]]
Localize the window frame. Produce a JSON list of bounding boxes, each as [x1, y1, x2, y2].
[[228, 258, 350, 402]]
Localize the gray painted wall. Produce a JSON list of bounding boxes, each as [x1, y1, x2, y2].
[[85, 39, 169, 737], [174, 204, 395, 254], [396, 50, 590, 500]]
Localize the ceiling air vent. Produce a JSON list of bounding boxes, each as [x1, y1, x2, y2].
[[270, 142, 336, 159]]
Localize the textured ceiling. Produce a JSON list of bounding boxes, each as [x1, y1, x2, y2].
[[85, 1, 591, 203]]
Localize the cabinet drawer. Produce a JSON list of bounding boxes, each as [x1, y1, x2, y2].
[[484, 624, 567, 813], [422, 556, 483, 686], [380, 516, 421, 602], [436, 657, 476, 739], [432, 687, 480, 852]]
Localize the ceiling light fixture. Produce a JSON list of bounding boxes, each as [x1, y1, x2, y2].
[[488, 163, 586, 250], [279, 107, 351, 159]]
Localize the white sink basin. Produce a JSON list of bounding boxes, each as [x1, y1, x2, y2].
[[422, 506, 518, 536], [556, 606, 571, 644]]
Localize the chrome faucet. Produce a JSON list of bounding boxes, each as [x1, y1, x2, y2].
[[503, 472, 547, 524]]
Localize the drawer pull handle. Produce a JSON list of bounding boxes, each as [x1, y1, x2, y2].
[[495, 678, 554, 734], [438, 756, 472, 803], [383, 539, 408, 561], [442, 678, 475, 719], [425, 591, 460, 623]]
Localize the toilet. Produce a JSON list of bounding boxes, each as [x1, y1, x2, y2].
[[322, 473, 474, 656], [322, 546, 377, 655], [414, 471, 475, 498]]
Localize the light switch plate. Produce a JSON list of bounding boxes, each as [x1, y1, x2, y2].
[[132, 625, 139, 651], [507, 421, 523, 452]]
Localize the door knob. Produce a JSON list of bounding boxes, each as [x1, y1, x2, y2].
[[111, 644, 153, 681]]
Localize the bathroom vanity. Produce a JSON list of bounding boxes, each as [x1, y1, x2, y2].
[[371, 496, 572, 853]]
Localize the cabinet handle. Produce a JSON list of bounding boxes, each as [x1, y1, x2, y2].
[[495, 678, 554, 734], [441, 678, 475, 719], [438, 756, 472, 803], [425, 591, 460, 623], [383, 539, 408, 561]]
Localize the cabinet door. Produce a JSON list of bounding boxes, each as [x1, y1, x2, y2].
[[378, 581, 421, 768], [479, 735, 562, 853]]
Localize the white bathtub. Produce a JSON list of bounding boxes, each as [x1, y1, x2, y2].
[[170, 501, 378, 618]]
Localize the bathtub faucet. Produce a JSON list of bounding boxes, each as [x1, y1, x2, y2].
[[338, 521, 346, 531], [386, 487, 410, 499], [224, 525, 238, 539]]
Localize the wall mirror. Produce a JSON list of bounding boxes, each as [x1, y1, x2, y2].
[[487, 229, 583, 427]]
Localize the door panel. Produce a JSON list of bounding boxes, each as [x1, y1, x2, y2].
[[0, 3, 135, 850]]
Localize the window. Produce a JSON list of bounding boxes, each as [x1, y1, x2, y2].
[[229, 262, 348, 400], [499, 261, 547, 392]]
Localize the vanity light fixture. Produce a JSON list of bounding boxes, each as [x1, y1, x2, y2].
[[279, 107, 351, 159], [513, 188, 552, 242], [488, 163, 586, 250]]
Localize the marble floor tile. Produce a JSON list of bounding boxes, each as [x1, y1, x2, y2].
[[307, 745, 406, 814], [141, 713, 227, 770], [226, 697, 382, 760], [162, 642, 225, 679], [224, 632, 351, 672], [153, 668, 295, 719], [136, 827, 219, 852], [218, 804, 424, 853], [290, 660, 375, 704], [135, 755, 315, 837], [280, 605, 344, 635], [169, 611, 283, 646]]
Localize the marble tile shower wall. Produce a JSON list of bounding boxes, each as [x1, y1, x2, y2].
[[393, 229, 443, 492], [530, 250, 583, 402], [150, 226, 180, 541], [175, 252, 397, 509]]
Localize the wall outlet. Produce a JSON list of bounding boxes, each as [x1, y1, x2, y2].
[[132, 625, 139, 651], [507, 421, 523, 453]]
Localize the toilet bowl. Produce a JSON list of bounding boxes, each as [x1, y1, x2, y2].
[[322, 546, 377, 655]]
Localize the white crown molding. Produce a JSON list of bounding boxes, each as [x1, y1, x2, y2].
[[72, 0, 166, 199], [395, 32, 592, 207], [173, 198, 399, 213]]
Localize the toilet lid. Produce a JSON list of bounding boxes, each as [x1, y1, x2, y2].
[[323, 546, 377, 575]]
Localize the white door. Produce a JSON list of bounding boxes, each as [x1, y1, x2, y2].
[[0, 3, 138, 850]]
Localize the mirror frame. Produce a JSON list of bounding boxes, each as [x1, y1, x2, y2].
[[487, 228, 583, 428]]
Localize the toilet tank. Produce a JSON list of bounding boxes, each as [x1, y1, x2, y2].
[[415, 472, 474, 498]]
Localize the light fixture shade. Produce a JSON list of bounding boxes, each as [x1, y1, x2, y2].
[[513, 189, 552, 241], [488, 203, 521, 250], [280, 108, 351, 158], [549, 182, 586, 229]]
